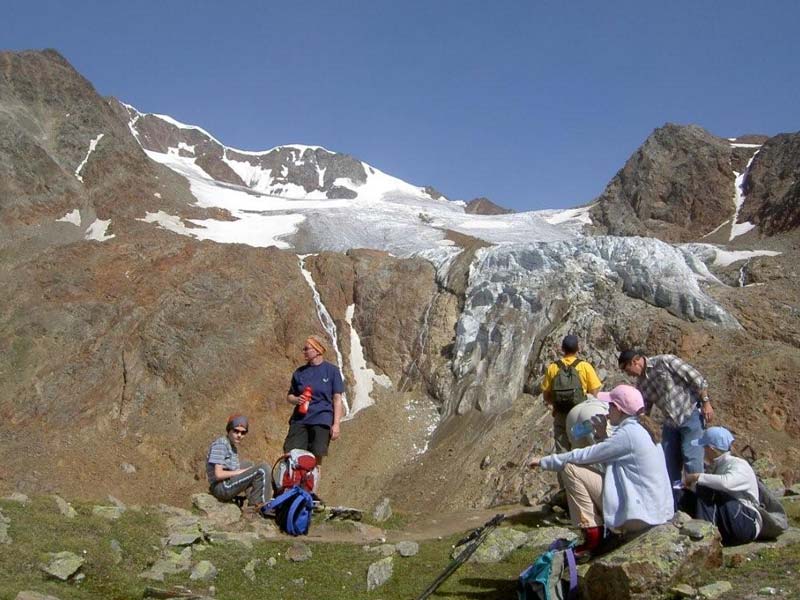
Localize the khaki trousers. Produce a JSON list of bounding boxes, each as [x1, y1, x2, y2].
[[562, 463, 604, 528]]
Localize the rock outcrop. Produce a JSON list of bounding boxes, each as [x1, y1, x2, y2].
[[740, 132, 800, 235], [590, 124, 740, 242]]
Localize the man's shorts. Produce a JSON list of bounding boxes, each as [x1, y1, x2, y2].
[[283, 422, 331, 458]]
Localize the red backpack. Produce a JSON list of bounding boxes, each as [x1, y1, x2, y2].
[[271, 449, 319, 495]]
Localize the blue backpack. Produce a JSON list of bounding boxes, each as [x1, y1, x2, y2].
[[518, 538, 578, 600], [262, 485, 314, 536]]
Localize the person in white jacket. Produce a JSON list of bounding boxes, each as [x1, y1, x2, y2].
[[529, 384, 674, 555], [682, 427, 762, 546]]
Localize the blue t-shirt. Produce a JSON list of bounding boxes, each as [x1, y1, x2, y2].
[[288, 361, 344, 427]]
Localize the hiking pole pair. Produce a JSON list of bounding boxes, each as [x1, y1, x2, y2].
[[415, 513, 505, 600]]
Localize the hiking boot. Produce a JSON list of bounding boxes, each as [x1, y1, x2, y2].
[[311, 493, 326, 511]]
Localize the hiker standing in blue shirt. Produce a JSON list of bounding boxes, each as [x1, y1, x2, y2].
[[283, 335, 344, 471]]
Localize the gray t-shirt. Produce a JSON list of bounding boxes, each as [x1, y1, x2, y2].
[[206, 436, 239, 484]]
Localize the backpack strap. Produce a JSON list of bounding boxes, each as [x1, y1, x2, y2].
[[266, 486, 299, 511], [285, 488, 313, 536], [564, 547, 578, 598]]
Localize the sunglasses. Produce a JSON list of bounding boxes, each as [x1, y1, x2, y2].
[[231, 428, 247, 435]]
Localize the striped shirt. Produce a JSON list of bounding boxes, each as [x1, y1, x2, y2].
[[206, 436, 239, 484], [636, 355, 708, 427]]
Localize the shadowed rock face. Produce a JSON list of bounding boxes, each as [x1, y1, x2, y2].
[[740, 132, 800, 235], [590, 124, 737, 242]]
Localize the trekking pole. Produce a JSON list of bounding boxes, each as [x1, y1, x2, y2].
[[415, 513, 504, 600]]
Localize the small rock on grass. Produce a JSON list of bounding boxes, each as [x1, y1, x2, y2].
[[669, 583, 696, 598], [366, 556, 393, 590], [190, 560, 218, 581], [5, 492, 30, 504], [372, 497, 392, 523], [0, 509, 11, 544], [92, 505, 124, 520], [758, 587, 778, 596], [42, 551, 84, 580], [396, 541, 419, 557], [52, 495, 77, 518], [697, 581, 733, 599], [110, 539, 123, 564], [243, 558, 261, 581], [286, 541, 312, 562], [15, 592, 63, 600]]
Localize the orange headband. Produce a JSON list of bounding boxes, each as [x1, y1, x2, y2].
[[306, 336, 326, 355]]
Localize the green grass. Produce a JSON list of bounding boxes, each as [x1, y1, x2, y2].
[[3, 496, 800, 600]]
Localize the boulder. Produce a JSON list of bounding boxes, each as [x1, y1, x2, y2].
[[191, 493, 241, 526], [42, 551, 85, 580], [366, 543, 396, 557], [762, 477, 786, 498], [464, 527, 529, 563], [109, 539, 123, 564], [524, 526, 577, 552], [366, 556, 393, 590], [581, 521, 722, 600]]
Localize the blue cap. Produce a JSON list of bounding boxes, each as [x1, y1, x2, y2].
[[691, 427, 734, 451]]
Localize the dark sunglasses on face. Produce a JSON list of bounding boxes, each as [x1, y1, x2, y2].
[[232, 428, 247, 435]]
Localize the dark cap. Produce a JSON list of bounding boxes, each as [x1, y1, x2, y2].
[[618, 350, 639, 368], [561, 335, 579, 354], [226, 414, 249, 432]]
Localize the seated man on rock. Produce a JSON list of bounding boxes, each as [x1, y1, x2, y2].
[[529, 385, 674, 556], [206, 414, 270, 516], [682, 427, 761, 546]]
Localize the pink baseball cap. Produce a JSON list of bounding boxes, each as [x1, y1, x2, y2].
[[597, 384, 644, 416]]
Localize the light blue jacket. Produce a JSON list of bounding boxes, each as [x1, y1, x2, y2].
[[540, 417, 674, 529]]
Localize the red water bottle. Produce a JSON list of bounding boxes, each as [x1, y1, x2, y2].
[[298, 385, 312, 415]]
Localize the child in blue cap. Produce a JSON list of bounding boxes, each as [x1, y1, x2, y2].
[[682, 426, 762, 546]]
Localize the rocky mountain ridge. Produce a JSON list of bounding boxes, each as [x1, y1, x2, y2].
[[1, 49, 798, 514]]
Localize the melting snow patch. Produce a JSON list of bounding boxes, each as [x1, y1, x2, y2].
[[85, 219, 114, 241], [74, 134, 105, 182], [345, 304, 392, 417], [57, 209, 81, 226], [712, 249, 780, 268], [730, 151, 760, 241]]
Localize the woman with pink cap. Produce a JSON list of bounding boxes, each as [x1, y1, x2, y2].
[[530, 384, 674, 556]]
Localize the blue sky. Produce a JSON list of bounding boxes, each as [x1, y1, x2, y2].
[[3, 1, 798, 211]]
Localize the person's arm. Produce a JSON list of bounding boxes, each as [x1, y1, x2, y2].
[[286, 373, 302, 406], [584, 363, 603, 397], [532, 428, 631, 471], [689, 460, 753, 494], [541, 364, 556, 406], [331, 393, 343, 440], [213, 463, 246, 481], [667, 355, 713, 424]]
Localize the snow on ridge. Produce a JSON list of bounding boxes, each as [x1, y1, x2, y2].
[[730, 150, 760, 241], [74, 134, 105, 182], [729, 142, 763, 148]]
